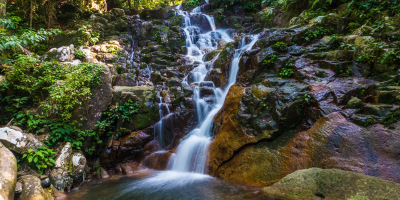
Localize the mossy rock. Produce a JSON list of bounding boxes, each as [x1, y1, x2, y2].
[[347, 97, 363, 109], [262, 168, 400, 200]]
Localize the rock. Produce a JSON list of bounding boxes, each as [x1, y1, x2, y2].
[[309, 13, 344, 31], [343, 35, 375, 47], [78, 46, 93, 62], [120, 162, 139, 175], [49, 143, 86, 191], [0, 142, 17, 200], [50, 185, 68, 200], [40, 177, 50, 188], [262, 168, 400, 200], [206, 42, 235, 87], [347, 97, 363, 109], [353, 25, 373, 36], [113, 86, 155, 102], [142, 151, 172, 170], [375, 86, 400, 104], [69, 152, 87, 182], [19, 175, 51, 200], [50, 143, 73, 192], [212, 112, 400, 186], [46, 45, 75, 62], [288, 45, 306, 55], [0, 127, 43, 154], [15, 182, 23, 194], [208, 85, 251, 174], [72, 66, 113, 130], [99, 168, 110, 179], [111, 8, 125, 17], [120, 131, 152, 150]]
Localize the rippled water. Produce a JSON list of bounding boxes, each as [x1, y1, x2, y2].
[[68, 171, 263, 200]]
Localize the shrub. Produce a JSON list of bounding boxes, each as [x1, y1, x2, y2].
[[22, 147, 56, 174], [272, 42, 288, 52], [278, 68, 294, 78], [263, 53, 277, 67]]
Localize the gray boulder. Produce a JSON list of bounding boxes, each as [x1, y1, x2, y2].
[[0, 127, 43, 154]]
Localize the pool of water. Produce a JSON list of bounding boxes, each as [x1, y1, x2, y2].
[[68, 170, 264, 200]]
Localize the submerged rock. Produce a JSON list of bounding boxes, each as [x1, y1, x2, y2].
[[262, 168, 400, 200]]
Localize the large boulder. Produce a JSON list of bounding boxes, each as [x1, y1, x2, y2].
[[262, 168, 400, 200], [72, 66, 113, 130], [208, 79, 310, 177], [210, 112, 400, 186], [0, 127, 43, 154], [49, 143, 86, 191], [0, 142, 17, 200], [18, 175, 51, 200]]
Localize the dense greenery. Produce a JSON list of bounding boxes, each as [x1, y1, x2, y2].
[[0, 15, 61, 62]]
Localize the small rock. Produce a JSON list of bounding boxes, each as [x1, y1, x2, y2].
[[41, 177, 51, 188], [99, 167, 110, 179], [347, 97, 363, 109], [15, 181, 23, 193], [120, 162, 139, 175]]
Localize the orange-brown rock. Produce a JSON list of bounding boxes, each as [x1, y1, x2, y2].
[[210, 112, 400, 186], [208, 85, 273, 176], [142, 151, 172, 170]]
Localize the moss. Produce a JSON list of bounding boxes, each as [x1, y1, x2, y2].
[[133, 106, 159, 130], [262, 168, 400, 200]]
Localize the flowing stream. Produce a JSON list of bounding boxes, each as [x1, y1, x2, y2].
[[69, 2, 260, 200]]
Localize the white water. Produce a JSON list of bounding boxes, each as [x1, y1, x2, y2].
[[154, 94, 171, 148], [169, 4, 259, 173]]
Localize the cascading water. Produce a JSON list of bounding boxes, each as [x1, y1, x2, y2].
[[169, 4, 259, 173], [154, 93, 171, 148]]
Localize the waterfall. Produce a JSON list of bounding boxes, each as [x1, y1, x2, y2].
[[169, 4, 259, 173], [154, 94, 171, 148]]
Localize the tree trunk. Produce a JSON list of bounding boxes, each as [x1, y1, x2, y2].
[[0, 0, 6, 18], [30, 0, 34, 28], [128, 0, 132, 10]]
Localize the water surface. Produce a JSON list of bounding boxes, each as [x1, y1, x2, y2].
[[69, 171, 263, 200]]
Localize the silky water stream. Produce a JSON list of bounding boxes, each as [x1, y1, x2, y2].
[[69, 3, 262, 200]]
